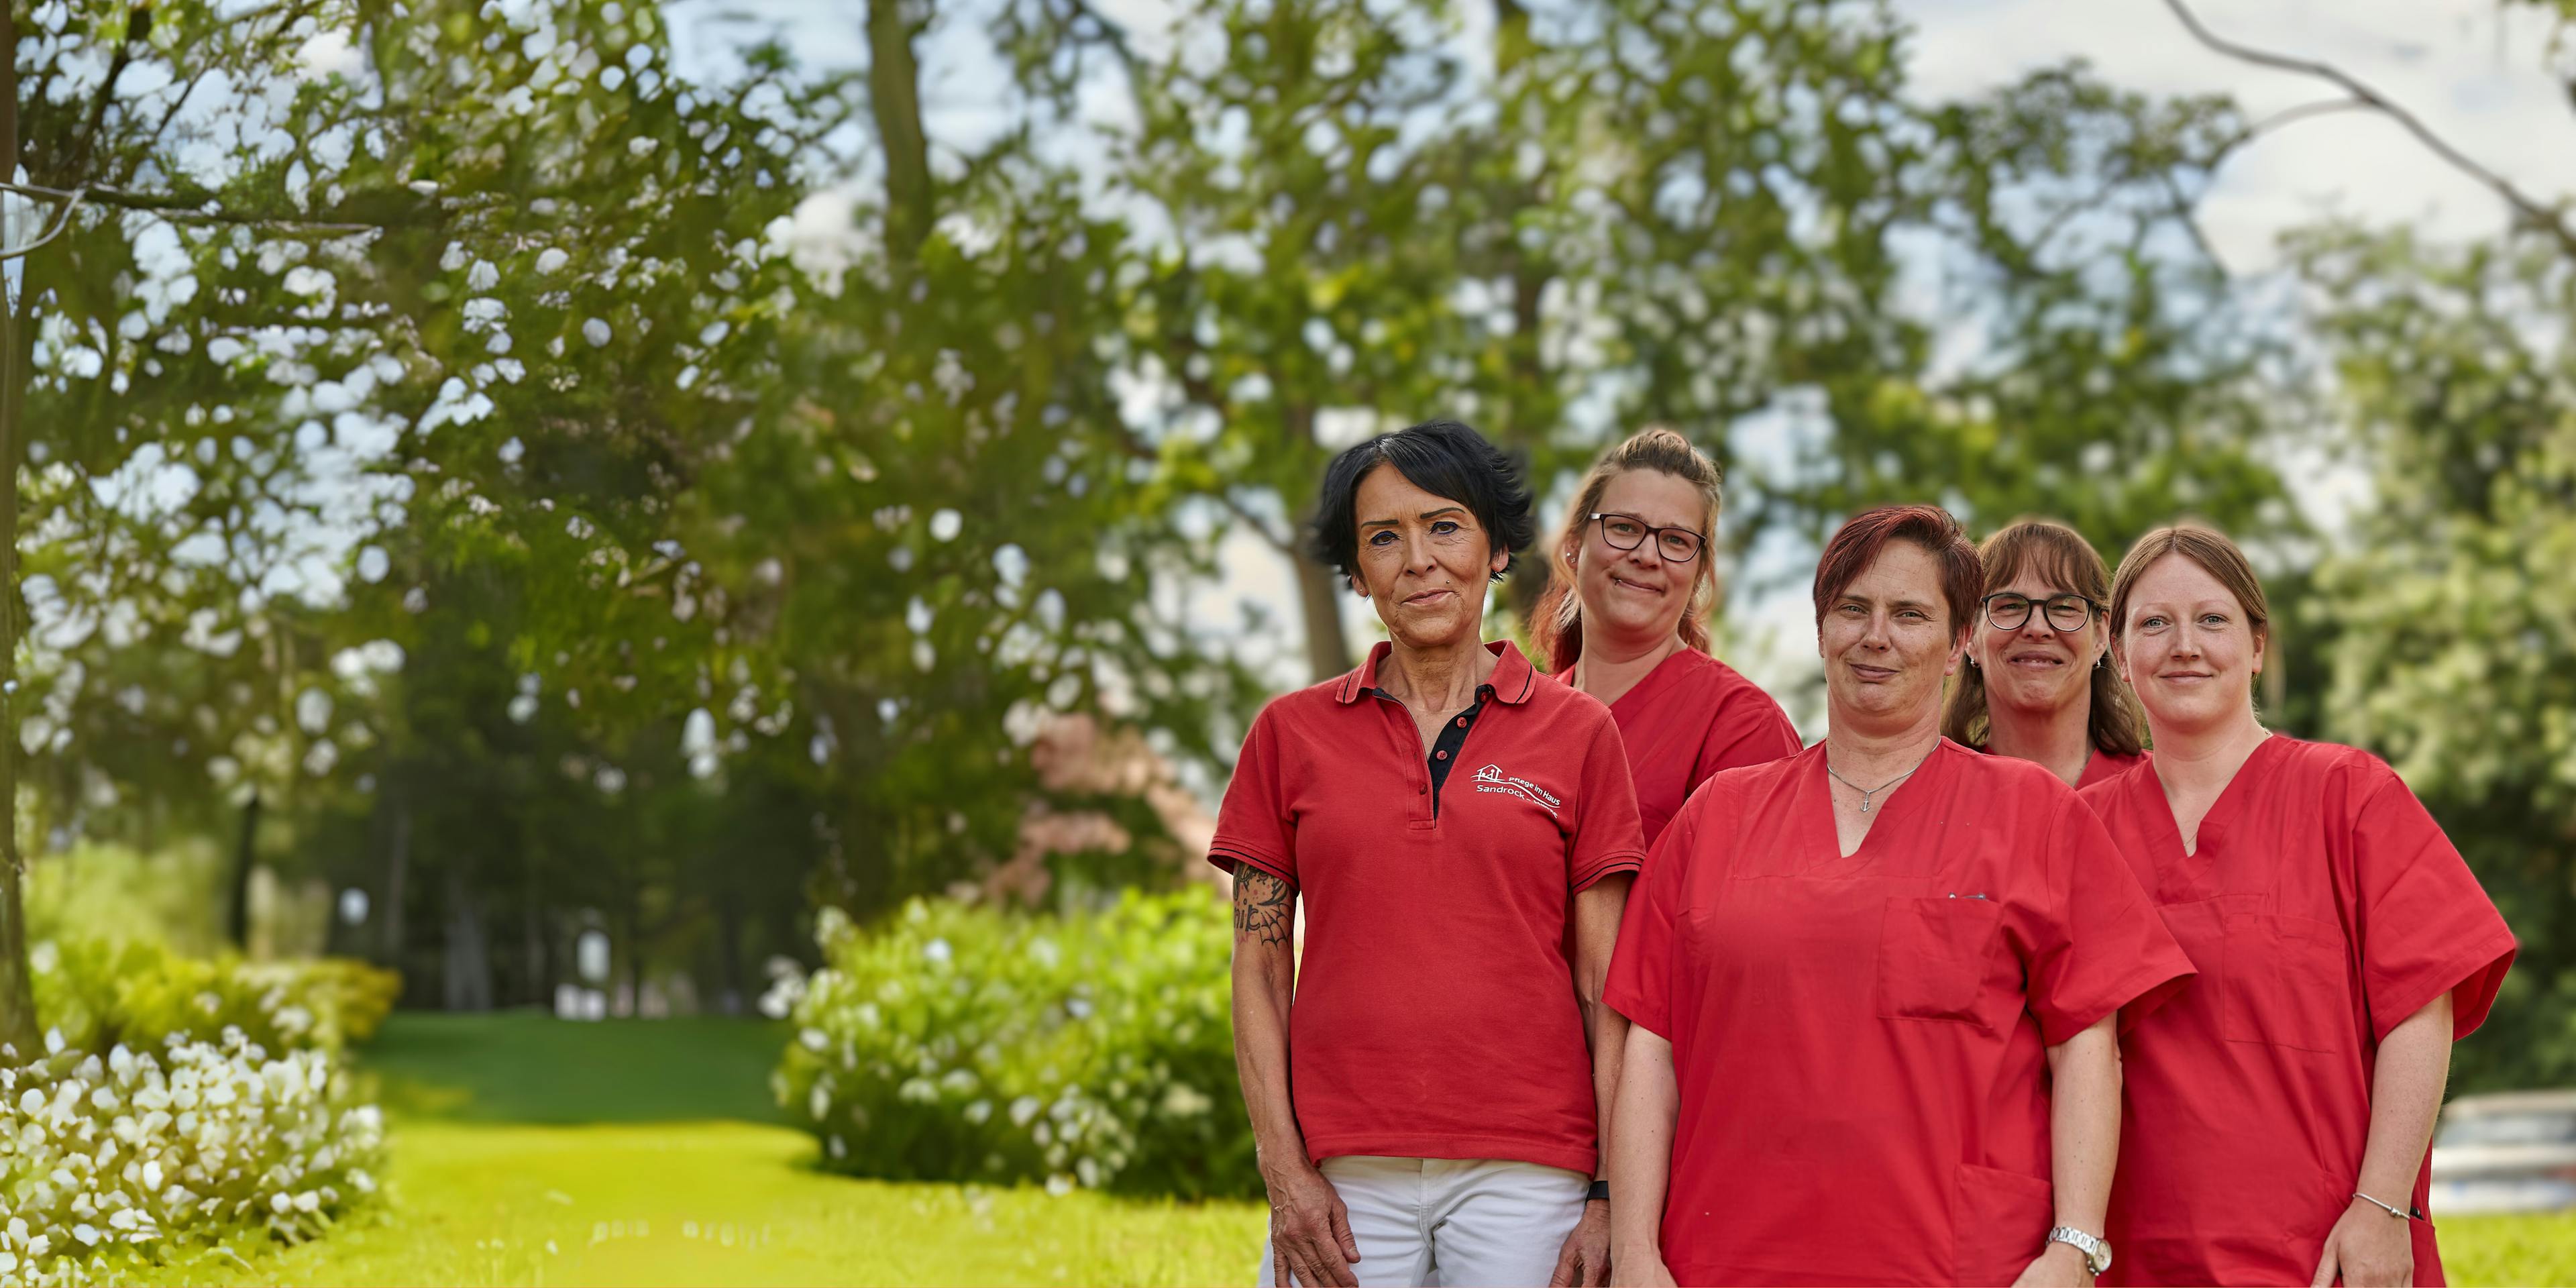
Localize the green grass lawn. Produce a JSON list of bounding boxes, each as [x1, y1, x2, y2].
[[2448, 1213, 2576, 1287], [178, 1010, 1264, 1287], [164, 1010, 2576, 1285]]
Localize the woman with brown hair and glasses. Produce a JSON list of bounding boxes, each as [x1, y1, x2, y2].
[[1532, 427, 1800, 846], [1943, 518, 2147, 790]]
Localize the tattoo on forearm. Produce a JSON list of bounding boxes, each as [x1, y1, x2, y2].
[[1233, 862, 1295, 946]]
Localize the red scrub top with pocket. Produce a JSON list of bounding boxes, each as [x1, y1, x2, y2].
[[1605, 739, 2194, 1286], [2082, 736, 2516, 1286], [1208, 640, 1648, 1176], [1555, 649, 1801, 845]]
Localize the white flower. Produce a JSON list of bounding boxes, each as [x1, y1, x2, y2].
[[71, 1224, 98, 1247]]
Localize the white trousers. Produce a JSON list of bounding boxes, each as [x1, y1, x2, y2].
[[1256, 1155, 1589, 1287]]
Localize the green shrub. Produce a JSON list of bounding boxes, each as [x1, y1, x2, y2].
[[30, 938, 400, 1062], [771, 890, 1256, 1199], [23, 843, 227, 956]]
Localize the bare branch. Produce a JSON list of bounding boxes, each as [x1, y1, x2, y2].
[[2163, 0, 2576, 258], [2243, 97, 2373, 139]]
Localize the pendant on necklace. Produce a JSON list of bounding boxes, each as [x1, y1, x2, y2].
[[1860, 798, 1873, 814]]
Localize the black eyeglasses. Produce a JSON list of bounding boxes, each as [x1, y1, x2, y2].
[[1984, 591, 2100, 633], [1589, 513, 1705, 563]]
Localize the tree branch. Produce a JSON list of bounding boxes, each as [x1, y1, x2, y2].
[[2164, 0, 2576, 258]]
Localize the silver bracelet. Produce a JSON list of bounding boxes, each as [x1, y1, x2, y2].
[[2352, 1190, 2422, 1221]]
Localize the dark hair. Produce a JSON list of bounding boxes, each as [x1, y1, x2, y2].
[[1306, 419, 1536, 585], [1939, 517, 2146, 757], [1532, 425, 1725, 672], [1811, 504, 1982, 645]]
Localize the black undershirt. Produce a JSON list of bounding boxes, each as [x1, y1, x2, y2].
[[1364, 684, 1493, 816]]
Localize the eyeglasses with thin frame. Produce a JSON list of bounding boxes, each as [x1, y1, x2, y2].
[[1983, 591, 2100, 633], [1589, 513, 1705, 564]]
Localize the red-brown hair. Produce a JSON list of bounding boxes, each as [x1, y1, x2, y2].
[[1530, 426, 1724, 671], [1812, 504, 1982, 645]]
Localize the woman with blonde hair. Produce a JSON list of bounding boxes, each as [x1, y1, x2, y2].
[[2084, 523, 2514, 1286], [1943, 517, 2147, 789], [1533, 427, 1799, 845]]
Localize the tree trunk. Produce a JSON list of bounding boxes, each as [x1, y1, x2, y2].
[[714, 888, 745, 1016], [382, 796, 409, 965], [866, 0, 933, 267], [1294, 553, 1352, 682], [440, 866, 492, 1012], [0, 3, 45, 1055], [226, 788, 261, 950]]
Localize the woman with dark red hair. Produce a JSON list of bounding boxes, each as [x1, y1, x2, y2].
[[1603, 504, 2194, 1287]]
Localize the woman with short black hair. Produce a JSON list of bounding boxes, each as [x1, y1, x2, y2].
[[1217, 419, 1647, 1287]]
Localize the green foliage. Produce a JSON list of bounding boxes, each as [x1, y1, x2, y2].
[[20, 843, 397, 1059], [22, 843, 227, 957], [2294, 225, 2576, 1091], [30, 938, 399, 1063], [773, 892, 1252, 1199]]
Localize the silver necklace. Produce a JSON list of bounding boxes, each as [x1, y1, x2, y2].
[[1825, 747, 1936, 814]]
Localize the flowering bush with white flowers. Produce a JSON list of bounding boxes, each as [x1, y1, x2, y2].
[[770, 890, 1256, 1199], [0, 1029, 385, 1286]]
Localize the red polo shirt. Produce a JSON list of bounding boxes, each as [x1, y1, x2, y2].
[[1556, 649, 1802, 845], [1208, 639, 1648, 1175]]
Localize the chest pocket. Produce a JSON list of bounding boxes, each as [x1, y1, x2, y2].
[[2219, 912, 2351, 1055], [1876, 896, 2002, 1029]]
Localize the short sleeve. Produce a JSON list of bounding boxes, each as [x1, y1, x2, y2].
[[2351, 770, 2516, 1042], [1603, 800, 1698, 1039], [1206, 706, 1298, 888], [2025, 793, 2198, 1044], [1692, 692, 1804, 786], [1568, 715, 1648, 892]]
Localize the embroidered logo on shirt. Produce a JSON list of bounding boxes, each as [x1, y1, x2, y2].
[[1471, 763, 1562, 816]]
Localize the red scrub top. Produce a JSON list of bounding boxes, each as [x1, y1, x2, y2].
[[1605, 739, 2194, 1286], [2080, 749, 2148, 790], [1970, 743, 2146, 791], [2082, 736, 2516, 1286], [1555, 648, 1801, 845], [1208, 640, 1647, 1175]]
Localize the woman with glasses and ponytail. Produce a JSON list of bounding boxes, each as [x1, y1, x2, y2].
[[1534, 427, 1801, 846], [1943, 518, 2148, 790]]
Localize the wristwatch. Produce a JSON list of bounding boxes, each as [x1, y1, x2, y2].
[[2047, 1226, 2112, 1277], [1585, 1179, 1610, 1202]]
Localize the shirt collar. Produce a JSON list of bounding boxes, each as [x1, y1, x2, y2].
[[1334, 639, 1538, 706]]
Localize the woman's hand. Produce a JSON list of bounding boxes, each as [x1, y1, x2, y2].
[[1607, 1240, 1675, 1288], [1265, 1162, 1360, 1287], [2310, 1198, 2413, 1288], [2011, 1240, 2094, 1287], [1549, 1198, 1612, 1287]]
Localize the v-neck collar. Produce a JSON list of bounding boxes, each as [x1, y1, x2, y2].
[[2140, 731, 2282, 862], [1559, 645, 1698, 714], [1800, 737, 1958, 869]]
